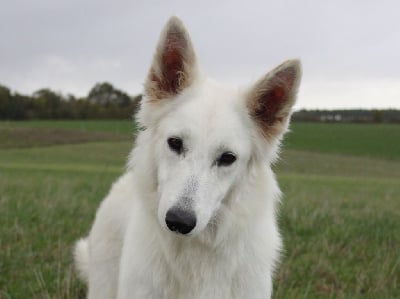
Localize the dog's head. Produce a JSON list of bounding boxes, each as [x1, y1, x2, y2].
[[137, 17, 301, 238]]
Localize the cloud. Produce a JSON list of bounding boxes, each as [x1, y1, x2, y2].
[[299, 78, 400, 109], [0, 0, 399, 108]]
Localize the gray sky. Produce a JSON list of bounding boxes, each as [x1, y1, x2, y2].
[[1, 0, 399, 109]]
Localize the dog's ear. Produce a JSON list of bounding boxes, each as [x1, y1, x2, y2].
[[145, 16, 198, 101], [247, 60, 301, 139]]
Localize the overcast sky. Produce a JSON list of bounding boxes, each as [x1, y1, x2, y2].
[[1, 0, 399, 109]]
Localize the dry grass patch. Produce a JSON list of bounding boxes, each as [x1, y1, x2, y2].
[[0, 127, 129, 149]]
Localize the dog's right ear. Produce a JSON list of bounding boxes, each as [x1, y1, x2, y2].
[[145, 16, 198, 101]]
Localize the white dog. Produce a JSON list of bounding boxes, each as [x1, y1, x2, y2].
[[74, 16, 301, 299]]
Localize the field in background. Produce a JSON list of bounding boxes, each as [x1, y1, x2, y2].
[[284, 122, 400, 161], [2, 120, 399, 160], [0, 121, 399, 298]]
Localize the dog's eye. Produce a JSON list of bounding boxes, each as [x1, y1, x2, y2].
[[167, 137, 183, 154], [217, 152, 236, 167]]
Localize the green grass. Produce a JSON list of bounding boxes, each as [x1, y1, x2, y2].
[[1, 168, 117, 298], [2, 120, 399, 160], [0, 120, 135, 136], [0, 121, 399, 298], [273, 143, 400, 298], [0, 127, 129, 149], [275, 174, 400, 298], [285, 122, 400, 160], [0, 141, 133, 298]]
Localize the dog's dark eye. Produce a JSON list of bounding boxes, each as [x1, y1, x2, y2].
[[167, 137, 183, 154], [217, 152, 236, 167]]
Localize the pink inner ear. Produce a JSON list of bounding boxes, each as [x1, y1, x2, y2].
[[162, 47, 183, 94], [270, 86, 285, 101], [254, 85, 286, 125], [249, 61, 300, 134], [256, 67, 297, 125]]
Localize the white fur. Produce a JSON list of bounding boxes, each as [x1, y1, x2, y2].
[[74, 16, 301, 299], [74, 238, 89, 282]]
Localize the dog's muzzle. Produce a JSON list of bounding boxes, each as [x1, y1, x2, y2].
[[165, 207, 196, 235]]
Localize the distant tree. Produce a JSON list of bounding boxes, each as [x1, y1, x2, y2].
[[0, 85, 12, 119], [0, 85, 11, 98], [87, 82, 132, 107], [74, 98, 92, 119], [373, 109, 383, 123], [0, 83, 205, 120], [32, 88, 64, 118], [12, 93, 30, 120], [0, 86, 30, 119], [131, 94, 142, 115]]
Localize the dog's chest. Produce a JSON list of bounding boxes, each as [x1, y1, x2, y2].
[[158, 240, 248, 299]]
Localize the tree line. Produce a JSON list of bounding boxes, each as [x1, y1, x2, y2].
[[0, 82, 142, 120], [1, 83, 399, 123], [292, 109, 400, 123]]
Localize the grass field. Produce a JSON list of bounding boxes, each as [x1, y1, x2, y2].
[[0, 120, 399, 298], [284, 122, 400, 161]]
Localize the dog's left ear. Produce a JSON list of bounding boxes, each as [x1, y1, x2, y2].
[[145, 16, 198, 101], [247, 59, 301, 139]]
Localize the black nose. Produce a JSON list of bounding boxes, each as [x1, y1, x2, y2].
[[165, 208, 196, 234]]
